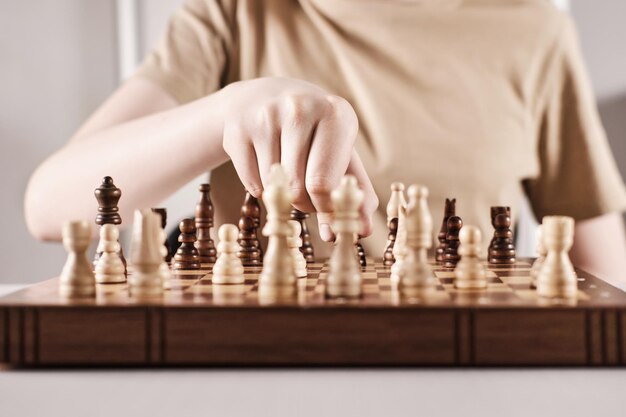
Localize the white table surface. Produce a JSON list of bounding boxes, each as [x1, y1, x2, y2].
[[1, 285, 625, 417]]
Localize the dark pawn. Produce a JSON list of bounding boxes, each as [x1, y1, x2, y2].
[[172, 219, 200, 270], [443, 216, 463, 268], [237, 215, 262, 266], [436, 198, 456, 263], [488, 212, 516, 264], [290, 209, 314, 263], [94, 176, 126, 272], [383, 217, 398, 266], [237, 193, 263, 265], [151, 208, 171, 262], [356, 240, 367, 267], [195, 184, 217, 263]]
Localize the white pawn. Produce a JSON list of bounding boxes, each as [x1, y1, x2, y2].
[[390, 183, 408, 282], [158, 227, 171, 281], [129, 210, 164, 297], [326, 175, 363, 298], [213, 224, 245, 284], [95, 224, 126, 283], [288, 220, 308, 278], [59, 220, 96, 298], [397, 185, 436, 295], [454, 225, 487, 289], [530, 225, 547, 288], [259, 164, 297, 298], [537, 216, 578, 298]]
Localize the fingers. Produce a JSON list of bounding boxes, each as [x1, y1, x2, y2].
[[306, 96, 359, 238], [253, 104, 281, 188], [222, 124, 263, 197]]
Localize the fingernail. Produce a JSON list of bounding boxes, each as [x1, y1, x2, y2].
[[319, 223, 335, 242]]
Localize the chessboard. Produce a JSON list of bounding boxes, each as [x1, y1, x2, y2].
[[1, 258, 625, 367]]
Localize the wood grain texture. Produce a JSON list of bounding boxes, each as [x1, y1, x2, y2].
[[1, 259, 625, 367]]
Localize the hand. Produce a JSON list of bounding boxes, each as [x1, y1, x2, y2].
[[221, 77, 378, 241]]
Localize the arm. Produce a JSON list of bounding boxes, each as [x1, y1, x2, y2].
[[570, 212, 626, 287], [24, 77, 378, 242]]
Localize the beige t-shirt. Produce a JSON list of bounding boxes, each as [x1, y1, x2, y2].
[[135, 0, 626, 256]]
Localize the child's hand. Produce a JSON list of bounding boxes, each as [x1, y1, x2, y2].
[[221, 77, 378, 241]]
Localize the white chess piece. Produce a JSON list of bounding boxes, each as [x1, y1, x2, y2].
[[530, 224, 547, 288], [94, 224, 126, 284], [326, 175, 363, 298], [129, 210, 164, 297], [158, 227, 171, 281], [258, 164, 297, 298], [390, 183, 408, 282], [397, 185, 436, 295], [288, 220, 308, 278], [537, 216, 577, 298], [59, 220, 96, 298], [454, 225, 487, 289], [213, 224, 245, 284]]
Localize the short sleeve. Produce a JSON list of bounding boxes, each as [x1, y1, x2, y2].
[[133, 0, 234, 104], [524, 16, 626, 221]]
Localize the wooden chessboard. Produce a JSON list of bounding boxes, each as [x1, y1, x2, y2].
[[1, 258, 625, 367]]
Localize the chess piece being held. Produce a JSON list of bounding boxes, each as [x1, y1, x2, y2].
[[454, 225, 487, 289], [213, 224, 245, 284], [326, 175, 363, 298], [94, 224, 126, 284], [536, 216, 578, 299], [397, 185, 436, 296], [258, 164, 297, 298], [59, 220, 96, 298]]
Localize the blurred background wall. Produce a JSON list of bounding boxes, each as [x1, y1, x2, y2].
[[0, 0, 624, 283]]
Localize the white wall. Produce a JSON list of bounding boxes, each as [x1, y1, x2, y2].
[[0, 1, 623, 283]]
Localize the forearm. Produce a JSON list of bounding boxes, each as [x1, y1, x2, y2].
[[25, 88, 229, 241]]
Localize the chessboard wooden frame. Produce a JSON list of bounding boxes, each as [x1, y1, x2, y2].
[[1, 258, 625, 367]]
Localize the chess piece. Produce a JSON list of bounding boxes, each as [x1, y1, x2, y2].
[[454, 225, 487, 289], [356, 240, 367, 267], [443, 216, 463, 267], [212, 224, 245, 284], [93, 176, 126, 272], [157, 226, 171, 281], [530, 224, 547, 288], [326, 175, 363, 298], [59, 220, 96, 298], [390, 184, 408, 281], [172, 218, 201, 270], [288, 220, 308, 277], [237, 192, 262, 266], [397, 185, 436, 296], [383, 218, 398, 266], [129, 210, 164, 296], [195, 183, 217, 263], [258, 164, 297, 298], [382, 182, 404, 266], [488, 210, 516, 264], [94, 224, 126, 283], [290, 209, 314, 263], [436, 198, 456, 263], [537, 216, 577, 298], [151, 208, 171, 262]]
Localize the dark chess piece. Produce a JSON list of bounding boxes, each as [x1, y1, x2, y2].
[[237, 193, 262, 266], [443, 215, 463, 268], [195, 184, 217, 263], [436, 198, 456, 263], [237, 215, 262, 266], [93, 176, 126, 273], [356, 240, 367, 267], [383, 217, 398, 266], [151, 208, 171, 262], [172, 218, 200, 270], [488, 212, 516, 264], [290, 209, 315, 263]]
